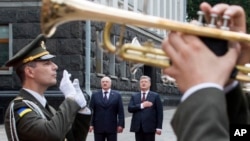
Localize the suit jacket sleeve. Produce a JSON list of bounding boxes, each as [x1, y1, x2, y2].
[[67, 113, 92, 141], [171, 87, 229, 141], [117, 92, 125, 127], [226, 83, 250, 124], [128, 93, 142, 113], [155, 93, 163, 129], [89, 93, 95, 126]]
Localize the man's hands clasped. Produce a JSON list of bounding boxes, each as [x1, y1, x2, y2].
[[59, 70, 86, 108]]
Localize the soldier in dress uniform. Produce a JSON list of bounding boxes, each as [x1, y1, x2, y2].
[[4, 34, 91, 141]]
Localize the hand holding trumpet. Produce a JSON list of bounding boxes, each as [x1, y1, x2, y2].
[[161, 2, 246, 93], [200, 2, 250, 66], [165, 3, 250, 141]]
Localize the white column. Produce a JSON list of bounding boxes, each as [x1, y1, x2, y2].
[[133, 0, 138, 12], [163, 0, 167, 18], [112, 0, 118, 8], [169, 0, 173, 19], [123, 0, 128, 10], [100, 0, 106, 5], [156, 0, 161, 34]]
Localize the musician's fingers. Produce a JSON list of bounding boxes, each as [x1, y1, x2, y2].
[[162, 36, 179, 64], [189, 20, 199, 25], [237, 42, 250, 65], [162, 66, 177, 80], [223, 5, 246, 32], [168, 32, 189, 53], [200, 2, 229, 25], [162, 68, 168, 75], [220, 42, 241, 76], [225, 41, 241, 62], [199, 2, 212, 11], [199, 2, 212, 23], [210, 3, 230, 16], [181, 34, 213, 55]]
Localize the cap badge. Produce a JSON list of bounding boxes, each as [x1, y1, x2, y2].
[[41, 41, 46, 49]]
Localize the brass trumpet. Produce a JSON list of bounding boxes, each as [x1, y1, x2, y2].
[[41, 0, 250, 82]]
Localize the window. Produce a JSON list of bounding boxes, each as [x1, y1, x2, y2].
[[0, 24, 12, 74]]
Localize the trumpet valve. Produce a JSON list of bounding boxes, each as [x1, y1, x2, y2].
[[197, 11, 205, 26], [220, 15, 230, 31], [208, 13, 218, 28]]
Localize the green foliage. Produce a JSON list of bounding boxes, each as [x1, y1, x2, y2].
[[187, 0, 250, 32]]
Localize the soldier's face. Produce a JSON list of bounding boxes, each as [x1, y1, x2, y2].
[[25, 60, 58, 87]]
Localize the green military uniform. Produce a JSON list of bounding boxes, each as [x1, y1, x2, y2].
[[226, 83, 250, 124], [171, 88, 229, 141], [4, 34, 91, 141], [5, 89, 91, 141], [171, 84, 250, 141]]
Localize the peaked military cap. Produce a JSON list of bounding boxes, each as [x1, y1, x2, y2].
[[5, 34, 55, 67]]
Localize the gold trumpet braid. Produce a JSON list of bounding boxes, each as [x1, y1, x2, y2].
[[41, 0, 250, 82]]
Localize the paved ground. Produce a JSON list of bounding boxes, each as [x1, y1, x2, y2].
[[0, 108, 177, 141]]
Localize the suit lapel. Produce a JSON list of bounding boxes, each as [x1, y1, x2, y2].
[[99, 91, 106, 104], [135, 92, 142, 103], [101, 90, 114, 106], [107, 90, 115, 104], [96, 90, 107, 105], [146, 91, 153, 101]]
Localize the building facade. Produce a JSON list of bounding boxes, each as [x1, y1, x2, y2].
[[0, 0, 186, 123]]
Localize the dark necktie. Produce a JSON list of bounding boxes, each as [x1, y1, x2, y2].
[[104, 91, 108, 102], [142, 93, 146, 102]]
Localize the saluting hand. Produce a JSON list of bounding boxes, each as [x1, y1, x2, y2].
[[59, 70, 76, 98], [73, 79, 87, 108]]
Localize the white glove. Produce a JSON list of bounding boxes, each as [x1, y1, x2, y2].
[[59, 70, 76, 98], [73, 78, 87, 108]]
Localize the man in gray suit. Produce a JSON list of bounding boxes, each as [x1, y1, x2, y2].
[[4, 34, 91, 141], [128, 75, 163, 141], [89, 76, 125, 141]]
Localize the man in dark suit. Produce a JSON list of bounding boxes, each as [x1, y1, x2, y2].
[[161, 2, 250, 141], [4, 34, 91, 141], [128, 75, 163, 141], [89, 76, 125, 141]]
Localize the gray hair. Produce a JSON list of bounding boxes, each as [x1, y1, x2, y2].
[[140, 75, 151, 81]]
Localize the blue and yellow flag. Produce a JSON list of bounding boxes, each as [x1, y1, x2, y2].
[[17, 107, 32, 117]]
